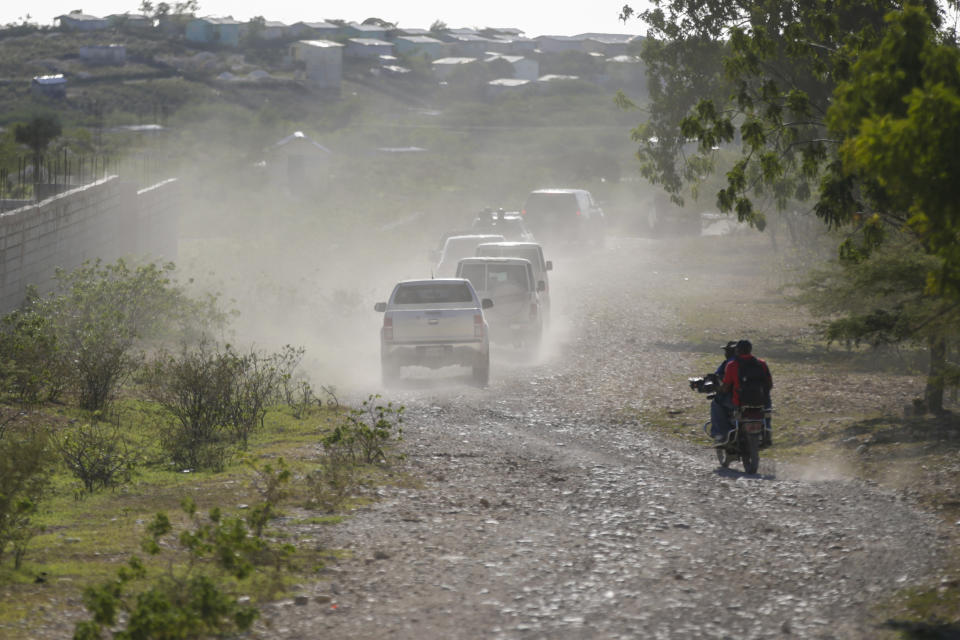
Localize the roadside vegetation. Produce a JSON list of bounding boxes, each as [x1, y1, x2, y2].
[[0, 258, 406, 638]]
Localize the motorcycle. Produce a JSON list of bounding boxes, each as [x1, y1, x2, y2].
[[689, 374, 771, 474]]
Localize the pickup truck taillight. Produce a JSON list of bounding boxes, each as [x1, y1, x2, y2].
[[383, 317, 393, 341], [474, 313, 484, 338]]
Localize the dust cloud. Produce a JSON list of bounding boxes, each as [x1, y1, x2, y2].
[[160, 85, 824, 400]]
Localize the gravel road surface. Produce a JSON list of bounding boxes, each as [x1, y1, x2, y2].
[[261, 237, 947, 639]]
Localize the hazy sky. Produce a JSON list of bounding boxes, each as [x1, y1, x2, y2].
[[3, 1, 648, 37]]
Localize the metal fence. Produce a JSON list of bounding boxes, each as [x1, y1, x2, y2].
[[0, 152, 168, 213]]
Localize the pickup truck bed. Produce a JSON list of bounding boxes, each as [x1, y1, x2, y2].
[[375, 279, 491, 386]]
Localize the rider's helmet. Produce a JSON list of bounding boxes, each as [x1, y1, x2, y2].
[[735, 339, 753, 355]]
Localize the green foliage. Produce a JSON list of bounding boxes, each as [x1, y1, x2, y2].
[[13, 114, 62, 159], [0, 411, 52, 569], [57, 418, 137, 495], [282, 376, 319, 420], [306, 395, 403, 512], [796, 238, 953, 345], [624, 0, 945, 228], [0, 294, 65, 404], [146, 339, 239, 471], [827, 6, 960, 293], [625, 0, 960, 409], [146, 339, 305, 470], [73, 494, 297, 640], [13, 259, 225, 412], [321, 394, 404, 465], [245, 457, 291, 537]]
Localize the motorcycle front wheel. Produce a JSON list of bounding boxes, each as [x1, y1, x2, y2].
[[743, 432, 760, 474], [716, 446, 729, 468]]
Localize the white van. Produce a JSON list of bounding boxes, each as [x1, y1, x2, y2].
[[474, 241, 553, 324], [434, 234, 505, 277]]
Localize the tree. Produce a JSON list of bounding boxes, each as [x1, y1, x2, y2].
[[823, 6, 960, 410], [620, 0, 959, 412], [13, 115, 62, 186], [430, 20, 448, 34], [362, 17, 396, 28]]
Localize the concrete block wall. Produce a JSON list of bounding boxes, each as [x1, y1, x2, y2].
[[0, 176, 180, 314]]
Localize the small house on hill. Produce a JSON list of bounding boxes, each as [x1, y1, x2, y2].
[[108, 13, 154, 31], [291, 21, 340, 39], [393, 35, 448, 59], [485, 54, 538, 80], [79, 44, 127, 64], [432, 56, 478, 80], [345, 38, 394, 59], [56, 13, 109, 31], [32, 75, 66, 98], [261, 131, 332, 194], [186, 17, 243, 47], [344, 22, 388, 39], [290, 39, 343, 90], [259, 21, 291, 40]]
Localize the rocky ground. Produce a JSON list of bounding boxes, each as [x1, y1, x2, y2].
[[252, 236, 955, 639]]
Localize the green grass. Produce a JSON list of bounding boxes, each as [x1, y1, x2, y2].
[[0, 398, 391, 636]]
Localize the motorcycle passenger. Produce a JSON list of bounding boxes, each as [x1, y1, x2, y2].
[[709, 341, 738, 444], [720, 339, 773, 447]]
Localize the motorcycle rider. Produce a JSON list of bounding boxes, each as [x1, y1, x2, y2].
[[720, 339, 773, 447], [710, 341, 738, 444]]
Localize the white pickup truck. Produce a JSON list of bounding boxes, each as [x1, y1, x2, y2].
[[374, 279, 493, 386]]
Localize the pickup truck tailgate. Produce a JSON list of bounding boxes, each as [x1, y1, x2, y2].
[[390, 307, 478, 342]]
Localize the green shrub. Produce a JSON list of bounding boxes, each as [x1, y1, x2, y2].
[[228, 345, 303, 448], [7, 259, 227, 412], [0, 294, 65, 404], [145, 339, 237, 471], [246, 457, 291, 537], [57, 417, 137, 494], [0, 411, 53, 569], [306, 395, 404, 512], [321, 394, 404, 465], [73, 495, 295, 640], [146, 340, 305, 470]]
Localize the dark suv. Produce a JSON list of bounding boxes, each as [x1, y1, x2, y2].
[[521, 188, 605, 245]]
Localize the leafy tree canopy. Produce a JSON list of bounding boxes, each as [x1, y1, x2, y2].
[[13, 115, 62, 158], [620, 0, 946, 232]]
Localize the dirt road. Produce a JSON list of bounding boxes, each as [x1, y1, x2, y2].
[[264, 236, 947, 639]]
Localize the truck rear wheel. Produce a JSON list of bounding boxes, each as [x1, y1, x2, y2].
[[472, 352, 489, 387]]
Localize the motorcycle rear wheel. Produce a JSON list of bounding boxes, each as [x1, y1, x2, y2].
[[743, 432, 760, 474]]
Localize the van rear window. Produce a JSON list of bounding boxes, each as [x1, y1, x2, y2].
[[523, 193, 579, 215], [393, 283, 474, 304]]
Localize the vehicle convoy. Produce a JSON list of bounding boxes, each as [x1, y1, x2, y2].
[[689, 374, 771, 474], [433, 234, 505, 277], [374, 279, 493, 386], [521, 188, 605, 246], [475, 241, 553, 324], [455, 257, 543, 349]]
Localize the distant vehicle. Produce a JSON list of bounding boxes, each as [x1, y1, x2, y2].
[[474, 241, 553, 324], [374, 279, 493, 386], [471, 208, 535, 242], [433, 234, 505, 277], [521, 188, 605, 245], [455, 256, 543, 349]]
